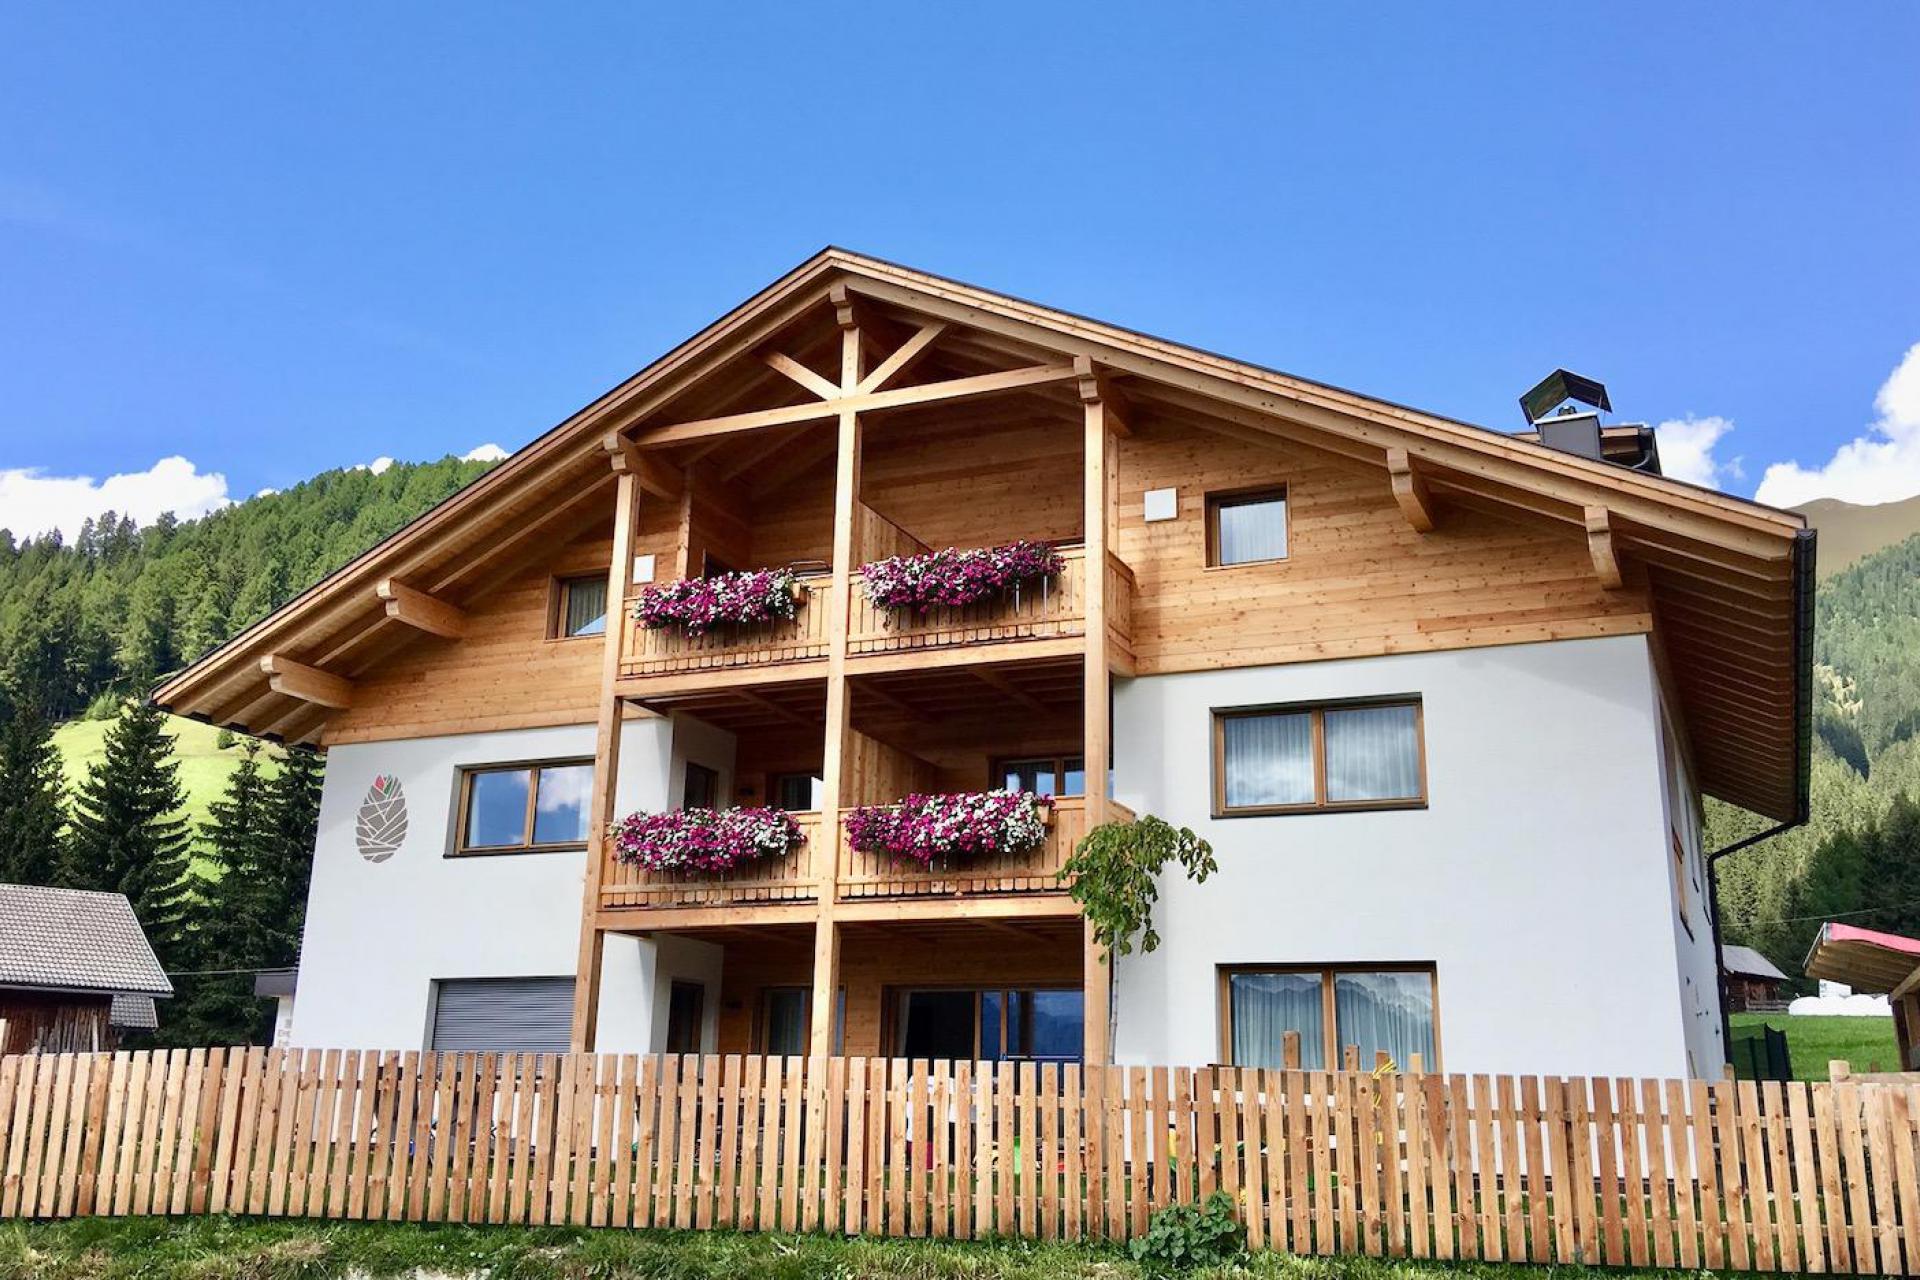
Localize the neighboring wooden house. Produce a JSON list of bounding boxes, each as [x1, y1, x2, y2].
[[1722, 943, 1789, 1011], [151, 250, 1811, 1080], [1806, 922, 1920, 1070], [0, 884, 172, 1053]]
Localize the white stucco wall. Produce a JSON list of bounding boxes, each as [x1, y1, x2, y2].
[[1655, 689, 1724, 1077], [1109, 634, 1700, 1079], [290, 715, 735, 1051]]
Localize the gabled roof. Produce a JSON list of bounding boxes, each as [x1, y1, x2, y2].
[[0, 884, 173, 998], [1722, 944, 1787, 982], [151, 248, 1812, 821]]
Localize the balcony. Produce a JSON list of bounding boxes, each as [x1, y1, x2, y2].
[[834, 796, 1133, 900], [599, 812, 823, 909], [618, 572, 832, 680]]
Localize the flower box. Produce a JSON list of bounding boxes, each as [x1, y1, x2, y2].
[[612, 806, 805, 873], [632, 569, 806, 637], [859, 540, 1063, 615], [844, 790, 1054, 866]]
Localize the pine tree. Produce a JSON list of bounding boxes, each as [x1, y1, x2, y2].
[[62, 700, 194, 967], [0, 697, 66, 884], [259, 745, 323, 966], [170, 741, 274, 1045]]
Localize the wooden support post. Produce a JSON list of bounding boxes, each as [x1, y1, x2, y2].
[[808, 298, 864, 1059], [570, 466, 642, 1050], [1585, 504, 1625, 589], [1078, 358, 1116, 1066], [1386, 447, 1437, 533]]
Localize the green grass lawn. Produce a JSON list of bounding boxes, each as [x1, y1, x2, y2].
[[0, 1218, 1797, 1280], [51, 714, 280, 879], [1729, 1011, 1900, 1081]]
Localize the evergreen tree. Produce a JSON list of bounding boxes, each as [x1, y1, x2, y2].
[[61, 700, 194, 967], [0, 697, 66, 884], [258, 746, 324, 965], [169, 741, 274, 1045]]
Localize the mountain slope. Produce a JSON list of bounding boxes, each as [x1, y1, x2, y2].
[[1794, 494, 1920, 580]]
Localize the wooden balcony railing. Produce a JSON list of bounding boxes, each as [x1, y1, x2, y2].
[[619, 574, 832, 679], [847, 544, 1090, 656], [599, 811, 821, 909], [834, 795, 1130, 900]]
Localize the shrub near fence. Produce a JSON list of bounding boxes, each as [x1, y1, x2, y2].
[[2, 1049, 1919, 1274]]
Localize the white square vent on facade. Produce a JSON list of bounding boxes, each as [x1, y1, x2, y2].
[[1143, 487, 1179, 522], [632, 554, 656, 584]]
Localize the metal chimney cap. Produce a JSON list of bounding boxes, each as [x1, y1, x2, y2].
[[1520, 369, 1612, 426]]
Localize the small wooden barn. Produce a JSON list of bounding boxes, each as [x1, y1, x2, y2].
[[0, 884, 172, 1053], [1722, 943, 1789, 1011]]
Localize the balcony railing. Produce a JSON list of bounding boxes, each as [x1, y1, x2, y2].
[[599, 811, 822, 909], [834, 795, 1132, 900], [847, 544, 1090, 656], [619, 573, 832, 679]]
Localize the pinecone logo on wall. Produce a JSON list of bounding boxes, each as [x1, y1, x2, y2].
[[355, 774, 408, 863]]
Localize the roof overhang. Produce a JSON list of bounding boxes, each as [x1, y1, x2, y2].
[[1805, 922, 1920, 995], [150, 248, 1812, 821]]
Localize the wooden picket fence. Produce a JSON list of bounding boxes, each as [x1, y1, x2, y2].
[[2, 1048, 1919, 1274]]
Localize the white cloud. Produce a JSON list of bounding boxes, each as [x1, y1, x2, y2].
[[461, 443, 508, 462], [1755, 341, 1920, 507], [350, 456, 395, 476], [253, 487, 279, 498], [1654, 415, 1742, 489], [0, 456, 232, 541]]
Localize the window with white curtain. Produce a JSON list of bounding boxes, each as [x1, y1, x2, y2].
[[1208, 488, 1288, 566], [1223, 965, 1438, 1070], [1215, 699, 1425, 814]]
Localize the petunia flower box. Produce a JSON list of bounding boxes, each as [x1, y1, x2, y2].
[[632, 568, 806, 637], [859, 540, 1063, 616], [612, 806, 806, 874], [843, 790, 1054, 867]]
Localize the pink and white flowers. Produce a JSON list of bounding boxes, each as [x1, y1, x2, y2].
[[859, 540, 1062, 614], [632, 569, 805, 636], [612, 807, 805, 873], [844, 790, 1053, 866]]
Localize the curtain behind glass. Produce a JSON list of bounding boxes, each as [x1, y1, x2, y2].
[[1333, 971, 1434, 1069], [1216, 494, 1288, 564], [764, 989, 808, 1056], [1223, 712, 1314, 807], [564, 577, 608, 636], [1323, 704, 1420, 802], [1229, 971, 1325, 1069]]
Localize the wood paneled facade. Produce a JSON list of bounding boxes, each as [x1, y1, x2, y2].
[[150, 250, 1812, 1067]]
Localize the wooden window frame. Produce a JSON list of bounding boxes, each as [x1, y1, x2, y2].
[[1216, 962, 1442, 1071], [1211, 696, 1428, 818], [1205, 484, 1291, 569], [885, 984, 1084, 1062], [547, 572, 611, 642], [989, 753, 1087, 798], [756, 984, 845, 1055], [451, 758, 594, 857]]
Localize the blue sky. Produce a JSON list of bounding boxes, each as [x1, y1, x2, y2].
[[2, 4, 1916, 538]]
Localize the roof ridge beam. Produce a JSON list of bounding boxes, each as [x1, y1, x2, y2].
[[1586, 505, 1625, 590], [1387, 447, 1437, 533]]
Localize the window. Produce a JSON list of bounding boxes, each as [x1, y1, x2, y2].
[[760, 986, 845, 1055], [665, 981, 705, 1053], [1672, 832, 1693, 937], [1207, 487, 1288, 566], [1220, 965, 1439, 1071], [891, 987, 1084, 1063], [996, 755, 1085, 798], [455, 761, 593, 854], [1213, 699, 1425, 815], [771, 772, 823, 812], [430, 977, 574, 1052], [552, 574, 608, 638], [682, 762, 719, 810]]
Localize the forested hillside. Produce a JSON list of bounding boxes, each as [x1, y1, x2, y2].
[[1714, 530, 1920, 988], [0, 455, 499, 721]]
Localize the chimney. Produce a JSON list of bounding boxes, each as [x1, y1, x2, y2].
[[1516, 368, 1662, 475]]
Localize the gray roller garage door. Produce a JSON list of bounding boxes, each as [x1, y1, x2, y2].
[[429, 976, 574, 1052]]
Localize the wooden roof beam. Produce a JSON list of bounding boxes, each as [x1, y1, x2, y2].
[[1387, 448, 1437, 533], [1073, 356, 1133, 436], [732, 689, 822, 729], [375, 580, 468, 639], [1585, 506, 1624, 590], [258, 655, 354, 709], [634, 362, 1081, 447], [762, 351, 840, 400], [970, 667, 1051, 716], [858, 322, 949, 394], [602, 431, 683, 498]]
